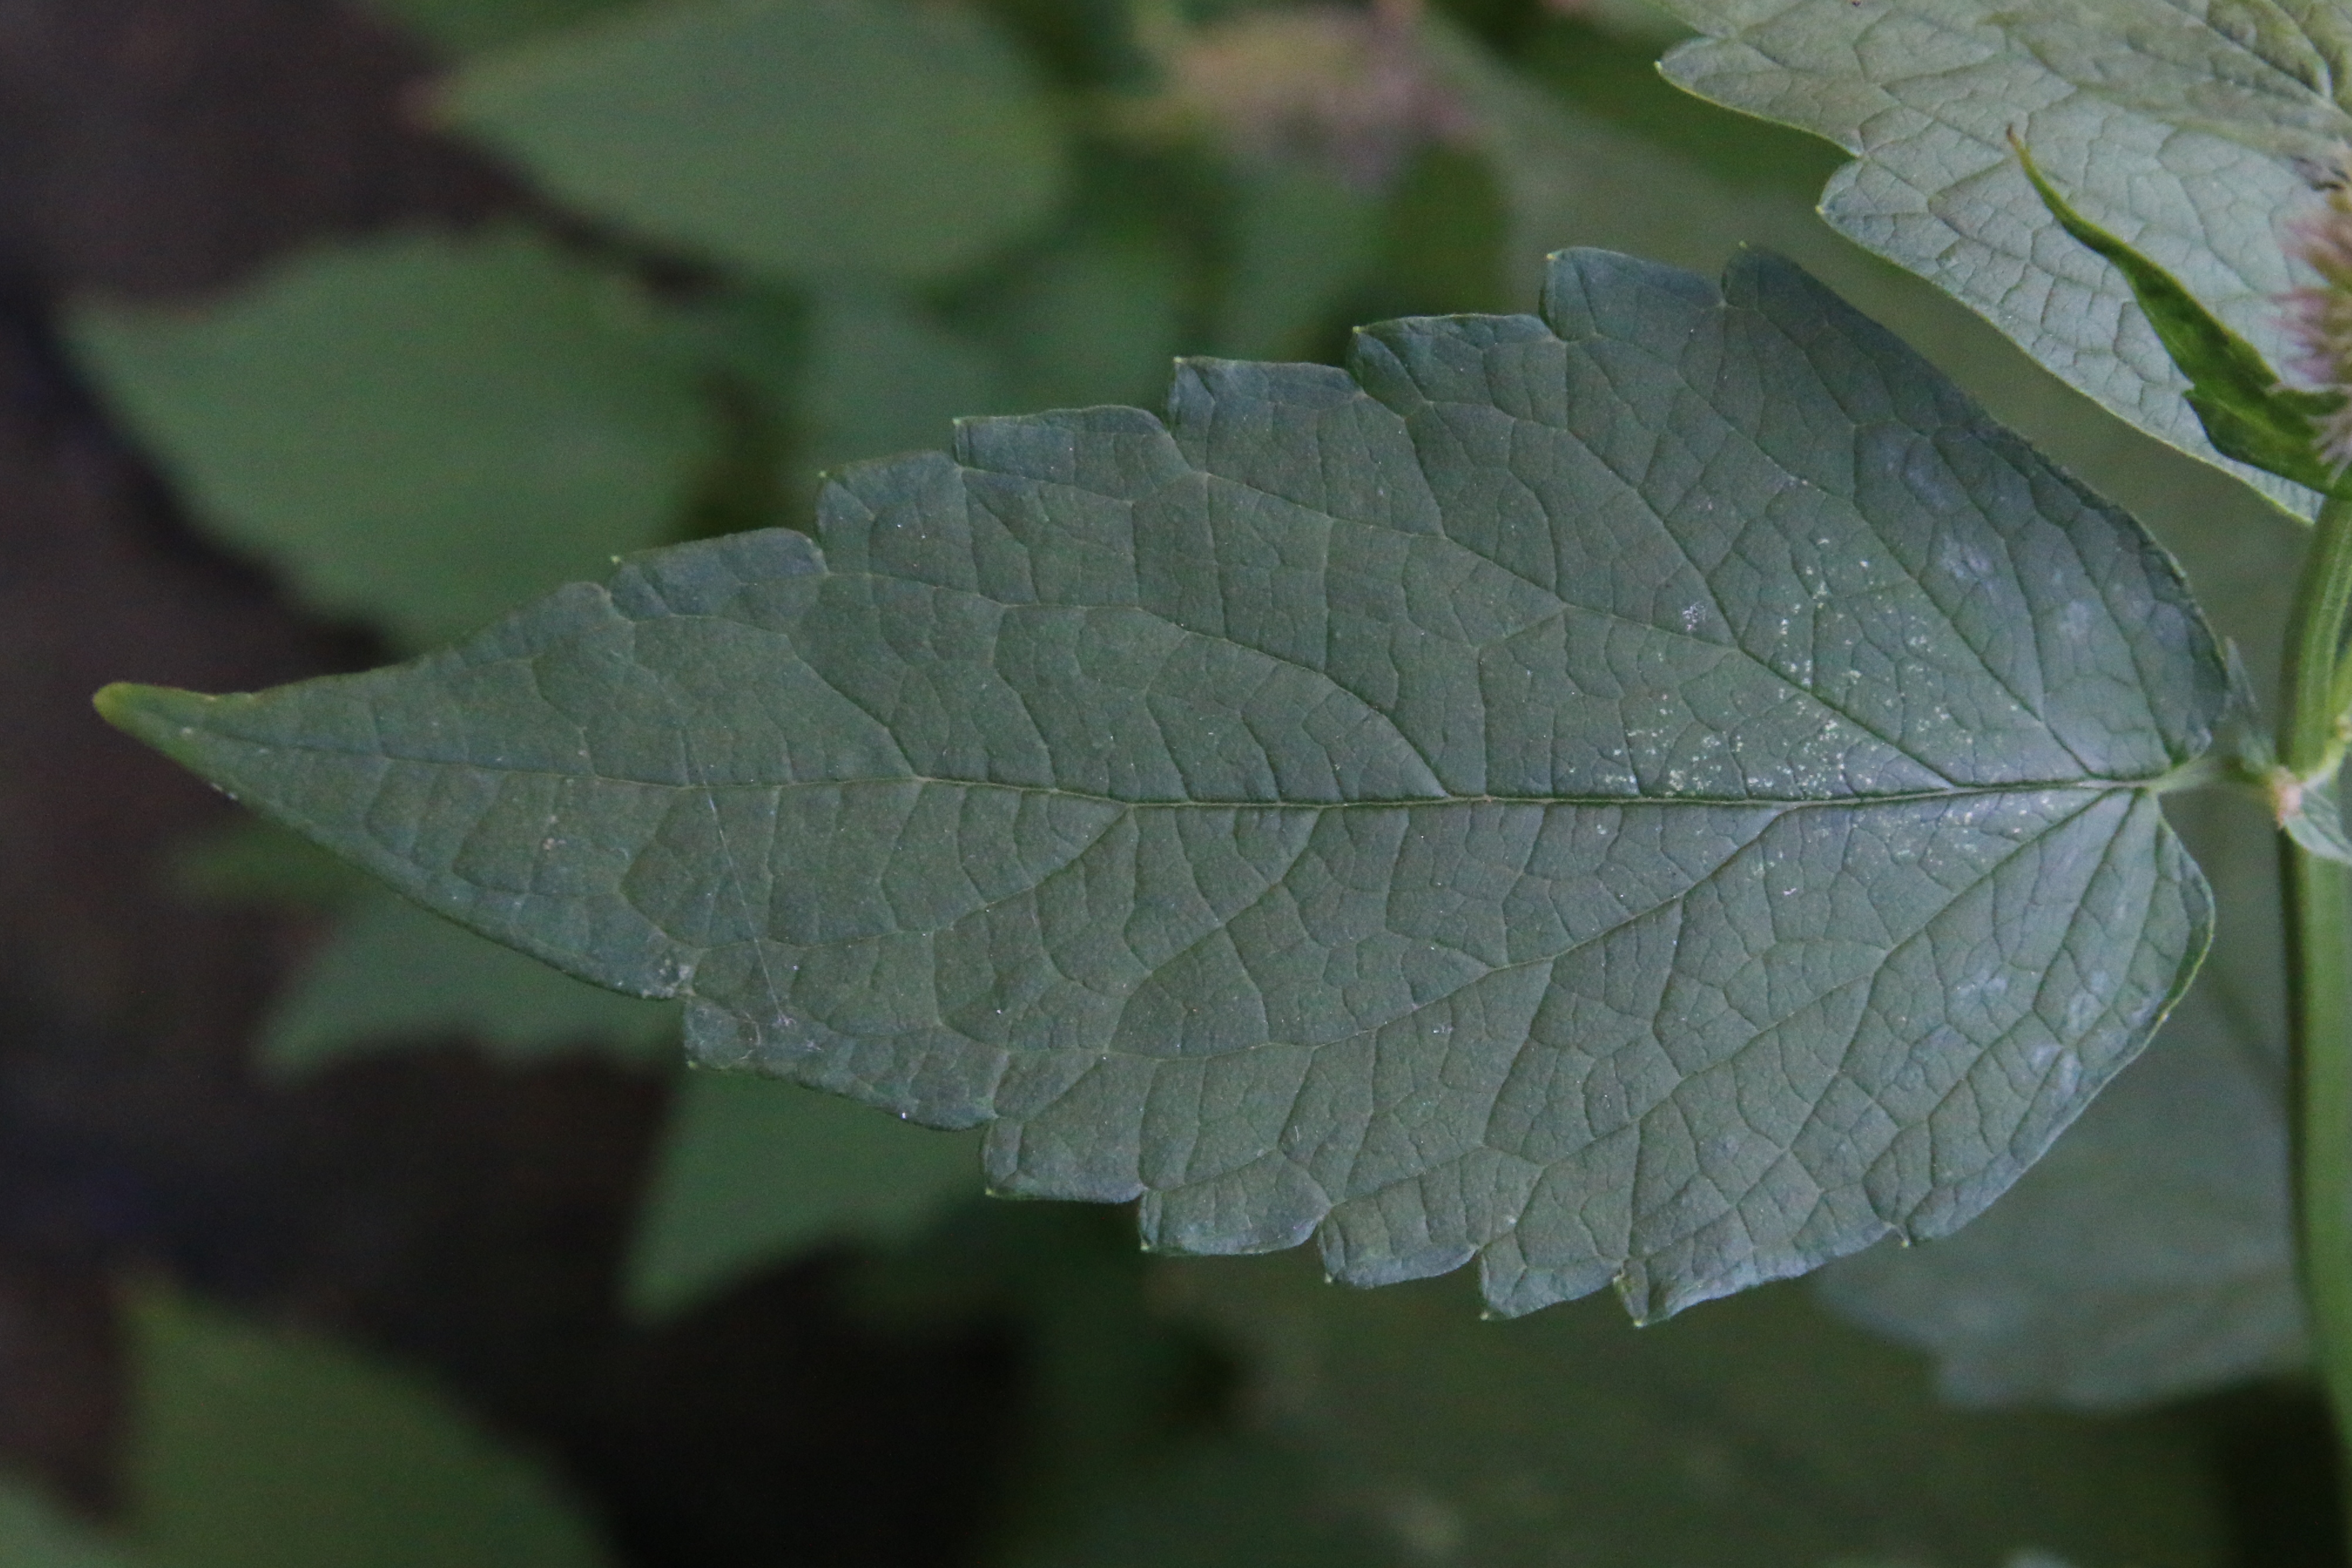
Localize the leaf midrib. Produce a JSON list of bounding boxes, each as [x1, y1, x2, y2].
[[207, 728, 2157, 809]]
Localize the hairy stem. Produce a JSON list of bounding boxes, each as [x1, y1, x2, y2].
[[2286, 491, 2352, 1515]]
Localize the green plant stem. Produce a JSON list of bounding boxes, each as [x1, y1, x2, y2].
[[2284, 491, 2352, 1520]]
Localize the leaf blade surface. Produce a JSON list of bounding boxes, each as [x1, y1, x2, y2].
[[99, 248, 2226, 1318]]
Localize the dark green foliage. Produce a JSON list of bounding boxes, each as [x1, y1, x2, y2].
[[0, 1287, 615, 1568]]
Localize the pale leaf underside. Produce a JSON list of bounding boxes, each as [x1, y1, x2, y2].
[[1659, 0, 2336, 517], [103, 249, 2223, 1320]]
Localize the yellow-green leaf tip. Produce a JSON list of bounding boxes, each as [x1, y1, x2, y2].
[[94, 682, 221, 756]]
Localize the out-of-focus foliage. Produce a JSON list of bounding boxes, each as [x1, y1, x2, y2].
[[173, 818, 675, 1071], [437, 0, 1072, 283], [1148, 1255, 2228, 1568], [71, 230, 712, 650], [0, 1483, 132, 1568], [362, 0, 635, 55], [0, 1285, 615, 1568], [1005, 1439, 1388, 1567], [128, 1287, 614, 1568], [625, 1073, 979, 1319], [261, 886, 676, 1071]]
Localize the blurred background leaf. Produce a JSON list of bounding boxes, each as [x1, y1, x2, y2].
[[625, 1074, 980, 1320], [1154, 1255, 2231, 1568], [436, 0, 1072, 284], [126, 1284, 616, 1568], [1820, 787, 2309, 1409], [259, 887, 677, 1075], [1003, 1438, 1390, 1567], [68, 228, 713, 650], [171, 818, 677, 1073]]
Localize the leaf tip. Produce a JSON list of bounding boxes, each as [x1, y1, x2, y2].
[[95, 682, 251, 788], [94, 681, 215, 746]]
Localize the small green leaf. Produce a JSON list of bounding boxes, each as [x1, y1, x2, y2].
[[2012, 136, 2344, 495], [127, 1285, 614, 1568], [2282, 768, 2352, 864], [436, 0, 1069, 284], [263, 885, 677, 1074], [98, 248, 2227, 1320], [625, 1070, 980, 1318], [1161, 1254, 2229, 1567], [69, 229, 713, 649]]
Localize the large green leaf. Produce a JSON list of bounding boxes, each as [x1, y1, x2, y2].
[[126, 1286, 614, 1568], [100, 248, 2226, 1320], [1993, 0, 2352, 163], [436, 0, 1069, 285], [1656, 0, 2334, 516], [1158, 1253, 2227, 1567], [69, 230, 713, 650]]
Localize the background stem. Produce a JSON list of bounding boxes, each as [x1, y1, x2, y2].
[[2284, 492, 2352, 1526]]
